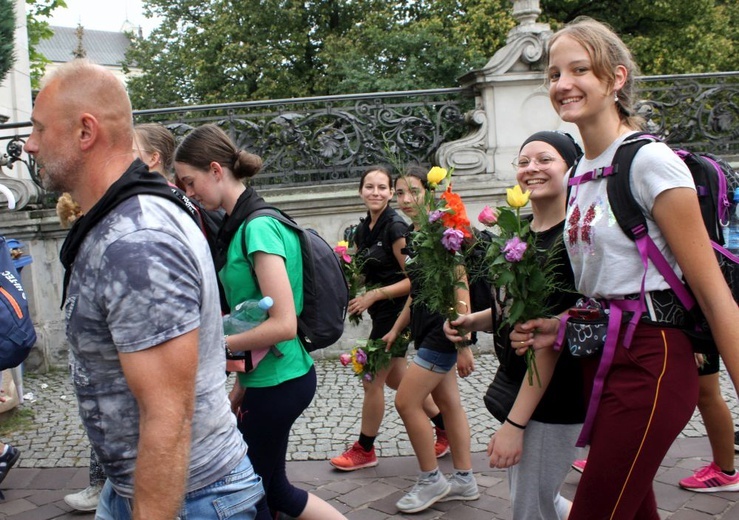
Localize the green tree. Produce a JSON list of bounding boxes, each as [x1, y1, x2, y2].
[[541, 0, 738, 74], [126, 0, 737, 110], [317, 0, 515, 94], [26, 0, 68, 88], [125, 0, 374, 107], [0, 0, 15, 85]]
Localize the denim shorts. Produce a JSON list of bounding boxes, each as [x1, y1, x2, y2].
[[413, 347, 457, 374], [95, 454, 264, 519]]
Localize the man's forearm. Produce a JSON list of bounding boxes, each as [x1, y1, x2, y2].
[[133, 413, 193, 519]]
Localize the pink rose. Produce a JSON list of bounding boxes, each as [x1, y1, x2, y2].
[[339, 353, 352, 366], [478, 206, 497, 226], [334, 245, 351, 264]]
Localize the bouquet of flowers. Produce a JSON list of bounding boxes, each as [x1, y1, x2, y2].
[[334, 240, 365, 325], [478, 185, 562, 386], [405, 166, 472, 325], [339, 332, 411, 382]]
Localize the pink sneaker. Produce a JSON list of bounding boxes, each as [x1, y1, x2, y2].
[[679, 462, 739, 492], [571, 459, 587, 473], [329, 442, 378, 471], [434, 427, 450, 458]]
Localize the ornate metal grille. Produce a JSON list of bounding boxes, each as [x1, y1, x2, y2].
[[636, 72, 739, 156], [1, 71, 738, 202], [135, 88, 471, 187]]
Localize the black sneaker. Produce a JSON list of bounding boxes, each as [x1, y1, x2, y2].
[[734, 431, 739, 453], [0, 445, 20, 485]]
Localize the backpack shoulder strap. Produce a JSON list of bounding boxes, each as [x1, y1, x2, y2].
[[606, 132, 655, 240], [240, 207, 300, 261], [606, 133, 697, 310]]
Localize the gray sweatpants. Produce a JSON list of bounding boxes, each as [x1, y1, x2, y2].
[[508, 420, 582, 520]]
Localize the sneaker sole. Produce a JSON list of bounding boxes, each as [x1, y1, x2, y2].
[[329, 459, 378, 472], [0, 450, 20, 486], [679, 482, 739, 493], [62, 498, 99, 512], [439, 491, 480, 502], [435, 446, 450, 458], [397, 484, 451, 513]]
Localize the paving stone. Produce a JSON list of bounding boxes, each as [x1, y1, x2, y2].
[[0, 356, 737, 517]]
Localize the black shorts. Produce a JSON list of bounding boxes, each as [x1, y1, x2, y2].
[[698, 352, 720, 376]]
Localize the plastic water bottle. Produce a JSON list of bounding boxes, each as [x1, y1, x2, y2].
[[222, 296, 274, 334], [728, 188, 739, 255]]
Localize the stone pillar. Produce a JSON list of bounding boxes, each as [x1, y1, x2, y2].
[[437, 0, 578, 194], [0, 0, 42, 209]]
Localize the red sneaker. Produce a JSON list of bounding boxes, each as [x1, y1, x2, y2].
[[571, 459, 587, 473], [434, 427, 450, 458], [329, 442, 378, 471]]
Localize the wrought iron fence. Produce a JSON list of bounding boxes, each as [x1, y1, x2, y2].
[[135, 88, 472, 187], [1, 71, 737, 203], [636, 72, 739, 156]]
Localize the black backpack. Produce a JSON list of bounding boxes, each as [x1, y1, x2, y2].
[[594, 133, 739, 353], [242, 207, 349, 351], [0, 236, 36, 370]]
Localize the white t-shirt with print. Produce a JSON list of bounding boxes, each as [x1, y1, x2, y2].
[[564, 133, 694, 299]]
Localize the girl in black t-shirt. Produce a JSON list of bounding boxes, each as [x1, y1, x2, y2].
[[330, 165, 448, 472], [446, 130, 585, 519]]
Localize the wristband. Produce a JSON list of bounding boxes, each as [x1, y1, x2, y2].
[[505, 417, 526, 430], [224, 335, 234, 357]]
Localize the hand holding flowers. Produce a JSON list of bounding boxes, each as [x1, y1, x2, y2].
[[478, 185, 562, 386]]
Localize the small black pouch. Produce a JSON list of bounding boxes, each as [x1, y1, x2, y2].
[[565, 300, 610, 358], [483, 369, 519, 424]]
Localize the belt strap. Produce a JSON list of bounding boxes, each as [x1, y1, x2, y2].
[[576, 298, 644, 447]]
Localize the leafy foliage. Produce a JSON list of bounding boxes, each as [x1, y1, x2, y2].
[[125, 0, 514, 109], [406, 167, 472, 323], [124, 0, 737, 109], [541, 0, 738, 75], [0, 0, 15, 85], [26, 0, 68, 89]]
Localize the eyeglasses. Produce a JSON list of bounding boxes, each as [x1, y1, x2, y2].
[[511, 155, 560, 169]]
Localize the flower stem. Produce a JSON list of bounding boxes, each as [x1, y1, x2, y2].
[[525, 347, 542, 387]]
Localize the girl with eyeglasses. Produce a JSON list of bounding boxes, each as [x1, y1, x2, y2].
[[446, 131, 585, 519]]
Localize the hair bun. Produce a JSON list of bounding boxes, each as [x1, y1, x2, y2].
[[233, 149, 263, 179]]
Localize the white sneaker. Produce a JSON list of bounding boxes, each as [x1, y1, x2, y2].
[[64, 484, 103, 511], [439, 472, 479, 501], [396, 472, 451, 513]]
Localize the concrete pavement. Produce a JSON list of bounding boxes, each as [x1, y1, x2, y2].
[[0, 353, 738, 519]]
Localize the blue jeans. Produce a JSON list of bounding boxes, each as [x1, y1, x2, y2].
[[95, 454, 264, 519], [413, 347, 457, 373]]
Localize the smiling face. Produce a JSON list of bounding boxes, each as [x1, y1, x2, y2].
[[515, 141, 568, 203], [395, 175, 426, 219], [359, 170, 394, 215], [547, 35, 619, 128]]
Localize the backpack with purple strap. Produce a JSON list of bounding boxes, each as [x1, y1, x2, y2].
[[554, 132, 739, 446]]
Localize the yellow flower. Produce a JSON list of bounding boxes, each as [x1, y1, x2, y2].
[[427, 167, 448, 188], [506, 185, 531, 208], [337, 240, 349, 248], [351, 360, 363, 374]]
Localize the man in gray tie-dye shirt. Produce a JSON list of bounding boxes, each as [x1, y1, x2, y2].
[[24, 60, 264, 519]]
